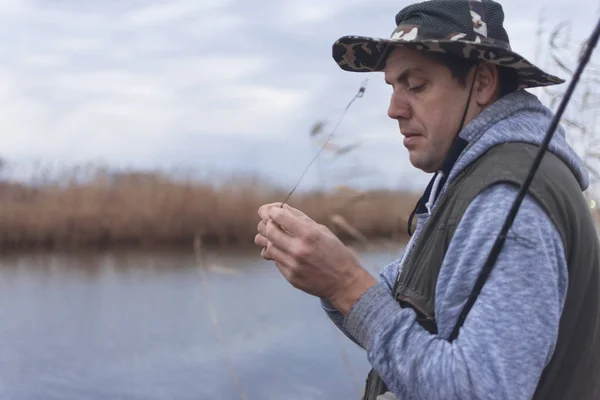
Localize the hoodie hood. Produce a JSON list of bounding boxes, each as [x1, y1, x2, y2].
[[450, 88, 589, 191], [406, 88, 589, 235], [421, 89, 590, 215]]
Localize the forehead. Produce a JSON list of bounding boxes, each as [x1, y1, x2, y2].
[[383, 46, 441, 79]]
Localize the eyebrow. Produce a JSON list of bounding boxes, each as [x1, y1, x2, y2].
[[385, 68, 426, 85]]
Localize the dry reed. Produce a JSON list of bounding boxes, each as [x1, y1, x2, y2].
[[537, 16, 600, 206], [0, 168, 418, 252], [194, 234, 249, 400]]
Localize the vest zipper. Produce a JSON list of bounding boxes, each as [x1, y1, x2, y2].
[[395, 292, 434, 320]]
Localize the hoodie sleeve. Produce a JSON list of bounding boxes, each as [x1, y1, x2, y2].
[[319, 259, 399, 348], [342, 183, 569, 400]]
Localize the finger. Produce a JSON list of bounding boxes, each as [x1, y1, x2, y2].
[[260, 247, 273, 261], [281, 204, 312, 220], [258, 203, 312, 222], [264, 241, 296, 278], [259, 216, 292, 238], [257, 220, 267, 236], [259, 219, 290, 238], [255, 230, 273, 260], [258, 203, 283, 221], [265, 219, 296, 250], [267, 207, 310, 237], [254, 233, 269, 248]]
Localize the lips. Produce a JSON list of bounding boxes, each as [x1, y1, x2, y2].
[[402, 132, 422, 148], [400, 126, 420, 137]]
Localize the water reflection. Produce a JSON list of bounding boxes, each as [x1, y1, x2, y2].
[[0, 245, 403, 399]]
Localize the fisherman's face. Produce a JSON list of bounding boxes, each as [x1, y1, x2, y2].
[[384, 47, 477, 173]]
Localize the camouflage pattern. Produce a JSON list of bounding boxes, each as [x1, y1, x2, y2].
[[332, 24, 565, 89], [468, 0, 488, 38]]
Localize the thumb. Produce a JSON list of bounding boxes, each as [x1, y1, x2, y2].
[[282, 204, 313, 221]]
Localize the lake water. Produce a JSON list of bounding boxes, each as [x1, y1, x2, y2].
[[0, 245, 404, 400]]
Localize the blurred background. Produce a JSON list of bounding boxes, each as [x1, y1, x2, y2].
[[0, 0, 598, 399]]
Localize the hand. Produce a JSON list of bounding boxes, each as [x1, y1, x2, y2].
[[254, 203, 377, 314], [255, 203, 311, 260]]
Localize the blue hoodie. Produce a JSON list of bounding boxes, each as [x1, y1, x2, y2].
[[321, 89, 589, 399]]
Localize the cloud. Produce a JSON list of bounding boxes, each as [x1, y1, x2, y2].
[[277, 2, 340, 25], [120, 0, 233, 28], [0, 0, 595, 192], [0, 1, 308, 166], [0, 0, 30, 15]]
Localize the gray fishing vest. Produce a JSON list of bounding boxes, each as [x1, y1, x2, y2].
[[362, 142, 600, 400]]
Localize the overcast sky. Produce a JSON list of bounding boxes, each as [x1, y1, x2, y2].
[[0, 0, 598, 191]]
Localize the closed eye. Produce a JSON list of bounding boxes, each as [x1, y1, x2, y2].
[[409, 84, 425, 93]]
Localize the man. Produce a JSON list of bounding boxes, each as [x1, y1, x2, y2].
[[255, 0, 600, 399]]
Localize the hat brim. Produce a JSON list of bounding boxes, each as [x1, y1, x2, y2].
[[332, 35, 565, 89]]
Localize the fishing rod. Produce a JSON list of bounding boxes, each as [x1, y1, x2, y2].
[[276, 11, 600, 343], [449, 14, 600, 341]]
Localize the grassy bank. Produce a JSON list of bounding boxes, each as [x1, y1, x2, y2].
[[0, 171, 419, 251]]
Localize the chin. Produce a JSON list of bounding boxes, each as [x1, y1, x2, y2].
[[408, 153, 436, 173]]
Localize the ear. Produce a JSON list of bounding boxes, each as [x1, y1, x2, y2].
[[474, 63, 500, 106]]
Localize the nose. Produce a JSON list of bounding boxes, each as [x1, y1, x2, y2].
[[387, 91, 411, 120]]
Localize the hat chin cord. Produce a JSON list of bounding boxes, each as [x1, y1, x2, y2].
[[406, 64, 479, 235], [456, 64, 480, 140]]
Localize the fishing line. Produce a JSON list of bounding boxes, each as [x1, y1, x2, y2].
[[280, 42, 396, 207], [279, 80, 368, 207]]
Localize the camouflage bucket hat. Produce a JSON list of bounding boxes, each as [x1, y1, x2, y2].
[[332, 0, 565, 89]]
